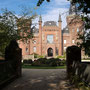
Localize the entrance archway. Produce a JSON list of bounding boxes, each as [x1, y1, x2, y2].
[[47, 48, 53, 57]]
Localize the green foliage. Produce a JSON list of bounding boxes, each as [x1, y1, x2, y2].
[[32, 53, 44, 58], [38, 55, 44, 58], [37, 0, 50, 6], [77, 16, 90, 56], [70, 74, 90, 89], [32, 58, 66, 67], [57, 55, 65, 59], [70, 0, 90, 13], [23, 59, 33, 64], [0, 8, 36, 55]]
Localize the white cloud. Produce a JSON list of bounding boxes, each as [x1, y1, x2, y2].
[[55, 0, 70, 5], [33, 0, 70, 29], [33, 8, 69, 29]]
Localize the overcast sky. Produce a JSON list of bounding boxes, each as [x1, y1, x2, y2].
[[0, 0, 70, 29]]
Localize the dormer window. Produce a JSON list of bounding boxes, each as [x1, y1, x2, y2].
[[49, 22, 52, 25]]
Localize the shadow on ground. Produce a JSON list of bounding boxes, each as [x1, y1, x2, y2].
[[2, 69, 78, 90]]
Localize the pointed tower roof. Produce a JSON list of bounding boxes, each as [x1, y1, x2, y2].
[[39, 15, 42, 22], [58, 14, 62, 22]]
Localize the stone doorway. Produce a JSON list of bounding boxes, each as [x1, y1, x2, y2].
[[47, 48, 53, 57]]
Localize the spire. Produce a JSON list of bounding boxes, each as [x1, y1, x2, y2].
[[39, 15, 42, 22], [69, 3, 77, 15], [58, 14, 62, 22]]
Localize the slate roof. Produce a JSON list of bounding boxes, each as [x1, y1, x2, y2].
[[44, 21, 57, 26], [62, 26, 69, 33]]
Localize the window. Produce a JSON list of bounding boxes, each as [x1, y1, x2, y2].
[[64, 47, 66, 51], [72, 40, 74, 43], [33, 40, 36, 44], [77, 28, 79, 32], [47, 35, 54, 43], [64, 40, 66, 44], [26, 47, 28, 52], [33, 46, 36, 52]]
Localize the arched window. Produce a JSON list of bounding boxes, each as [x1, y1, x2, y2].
[[64, 40, 66, 44], [33, 46, 36, 52], [72, 40, 74, 43], [26, 47, 28, 52], [77, 28, 79, 32]]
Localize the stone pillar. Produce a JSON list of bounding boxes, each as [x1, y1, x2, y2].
[[5, 40, 22, 77], [66, 45, 81, 78]]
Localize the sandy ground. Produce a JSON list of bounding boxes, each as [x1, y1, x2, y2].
[[2, 69, 77, 90]]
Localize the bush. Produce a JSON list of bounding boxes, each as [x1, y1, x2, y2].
[[31, 58, 65, 67], [34, 53, 39, 58], [23, 59, 32, 64], [60, 60, 66, 66]]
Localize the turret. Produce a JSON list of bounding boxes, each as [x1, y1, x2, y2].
[[38, 15, 42, 55], [58, 14, 62, 29], [58, 14, 62, 22], [39, 15, 42, 30], [58, 14, 62, 55]]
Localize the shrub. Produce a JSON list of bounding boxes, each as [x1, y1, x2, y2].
[[28, 59, 33, 64], [34, 53, 39, 58], [23, 59, 32, 64], [47, 58, 61, 66], [23, 59, 28, 64], [31, 58, 66, 67], [60, 60, 66, 66]]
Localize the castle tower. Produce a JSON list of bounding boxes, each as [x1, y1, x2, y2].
[[38, 15, 42, 55], [58, 14, 62, 55], [67, 3, 83, 45]]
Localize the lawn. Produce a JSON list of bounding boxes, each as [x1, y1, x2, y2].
[[22, 64, 66, 69]]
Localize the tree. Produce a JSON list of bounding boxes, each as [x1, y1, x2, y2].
[[0, 8, 36, 55], [37, 0, 90, 12], [69, 0, 90, 56], [37, 0, 50, 6], [69, 0, 90, 14]]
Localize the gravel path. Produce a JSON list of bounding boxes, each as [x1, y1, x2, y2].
[[2, 69, 77, 90]]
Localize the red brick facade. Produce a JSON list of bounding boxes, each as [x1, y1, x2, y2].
[[19, 14, 83, 57]]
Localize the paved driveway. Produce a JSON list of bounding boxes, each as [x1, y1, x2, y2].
[[2, 69, 72, 90]]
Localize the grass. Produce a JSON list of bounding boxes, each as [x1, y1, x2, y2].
[[22, 64, 66, 69]]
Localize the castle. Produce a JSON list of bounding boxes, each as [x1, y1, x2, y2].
[[19, 4, 83, 58]]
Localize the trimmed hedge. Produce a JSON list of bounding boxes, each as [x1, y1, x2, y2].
[[31, 58, 66, 67]]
